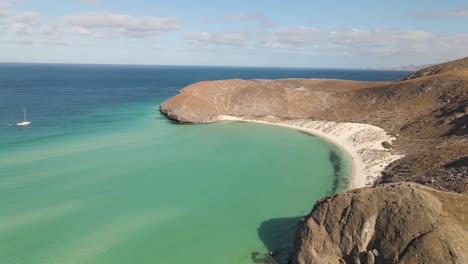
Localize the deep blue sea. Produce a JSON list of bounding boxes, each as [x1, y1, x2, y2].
[[0, 63, 409, 144], [0, 63, 411, 264]]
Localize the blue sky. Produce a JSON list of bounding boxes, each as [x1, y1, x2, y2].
[[0, 0, 467, 68]]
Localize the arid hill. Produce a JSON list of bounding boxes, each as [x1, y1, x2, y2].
[[161, 57, 467, 193], [160, 57, 467, 263], [400, 57, 468, 81]]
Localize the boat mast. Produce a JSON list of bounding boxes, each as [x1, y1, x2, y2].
[[23, 108, 27, 121]]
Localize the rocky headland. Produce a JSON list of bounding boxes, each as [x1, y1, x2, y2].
[[160, 57, 467, 263], [293, 183, 468, 264]]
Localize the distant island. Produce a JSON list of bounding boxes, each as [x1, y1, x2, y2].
[[161, 57, 468, 263], [382, 63, 434, 71]]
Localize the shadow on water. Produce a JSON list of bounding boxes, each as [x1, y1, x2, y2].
[[252, 147, 349, 263], [297, 130, 317, 137], [328, 148, 349, 193], [253, 217, 302, 264], [297, 129, 348, 194]]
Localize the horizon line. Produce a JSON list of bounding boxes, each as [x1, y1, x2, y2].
[[0, 61, 414, 72]]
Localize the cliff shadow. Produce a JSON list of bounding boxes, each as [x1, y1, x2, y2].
[[253, 216, 301, 264], [328, 146, 350, 193]]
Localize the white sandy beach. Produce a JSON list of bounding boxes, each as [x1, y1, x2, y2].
[[216, 115, 403, 190]]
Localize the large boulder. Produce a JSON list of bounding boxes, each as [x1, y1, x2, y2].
[[292, 183, 468, 264]]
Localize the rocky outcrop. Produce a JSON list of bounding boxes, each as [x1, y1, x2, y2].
[[292, 183, 468, 264], [160, 78, 388, 124], [161, 59, 468, 193], [160, 58, 468, 264]]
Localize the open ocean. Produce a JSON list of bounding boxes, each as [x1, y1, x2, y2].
[[0, 63, 410, 264]]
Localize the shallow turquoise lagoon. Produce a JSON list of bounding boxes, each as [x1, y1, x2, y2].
[[0, 102, 348, 264], [0, 64, 406, 264]]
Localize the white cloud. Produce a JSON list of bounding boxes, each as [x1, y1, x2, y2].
[[0, 6, 43, 32], [325, 28, 468, 57], [13, 11, 42, 24], [64, 12, 182, 38], [70, 26, 91, 35], [327, 29, 432, 55], [410, 7, 468, 19], [262, 26, 323, 48], [184, 27, 468, 59], [10, 37, 71, 46], [204, 13, 276, 28], [0, 3, 11, 16], [1, 7, 183, 47], [10, 23, 30, 34], [0, 5, 65, 45], [40, 25, 61, 35], [79, 0, 100, 4], [10, 12, 42, 34], [184, 31, 254, 46]]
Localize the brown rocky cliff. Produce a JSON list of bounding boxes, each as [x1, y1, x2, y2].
[[292, 183, 468, 264]]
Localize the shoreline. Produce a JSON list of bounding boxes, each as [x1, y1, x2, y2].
[[216, 115, 403, 190]]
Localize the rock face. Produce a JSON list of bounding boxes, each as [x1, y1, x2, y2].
[[292, 183, 468, 264]]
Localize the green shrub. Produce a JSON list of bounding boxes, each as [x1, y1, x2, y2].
[[382, 141, 393, 149]]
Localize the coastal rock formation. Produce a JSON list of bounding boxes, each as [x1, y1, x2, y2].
[[160, 57, 468, 264], [161, 57, 467, 193], [292, 183, 468, 264], [160, 78, 388, 124]]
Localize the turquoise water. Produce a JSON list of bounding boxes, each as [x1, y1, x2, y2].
[[0, 102, 345, 264], [0, 64, 409, 264]]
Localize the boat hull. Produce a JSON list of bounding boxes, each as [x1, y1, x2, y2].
[[17, 121, 31, 126]]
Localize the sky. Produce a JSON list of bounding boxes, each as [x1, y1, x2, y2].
[[0, 0, 467, 68]]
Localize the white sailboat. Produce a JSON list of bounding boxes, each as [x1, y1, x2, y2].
[[17, 108, 31, 126]]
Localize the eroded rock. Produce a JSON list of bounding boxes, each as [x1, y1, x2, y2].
[[292, 183, 468, 264]]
